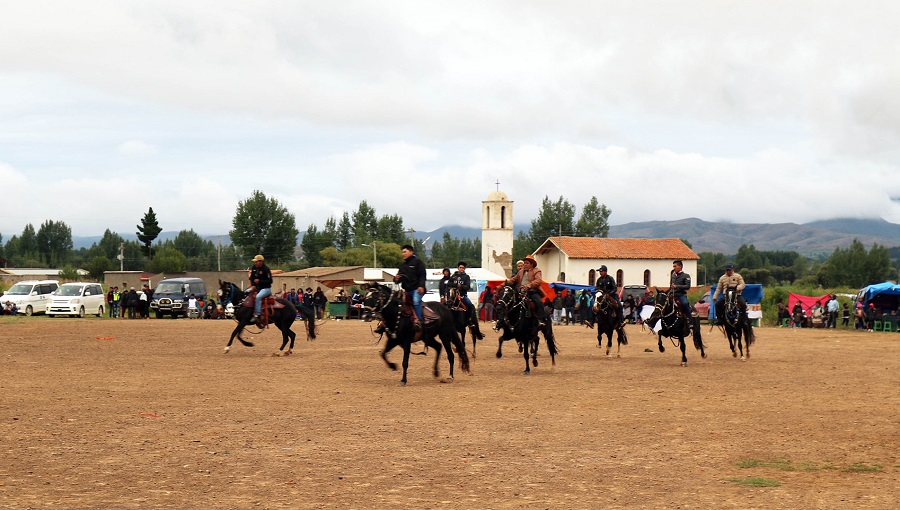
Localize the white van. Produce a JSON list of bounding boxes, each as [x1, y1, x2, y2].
[[47, 282, 106, 318], [0, 280, 59, 316]]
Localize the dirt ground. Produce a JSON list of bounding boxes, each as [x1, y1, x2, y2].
[[0, 315, 897, 509]]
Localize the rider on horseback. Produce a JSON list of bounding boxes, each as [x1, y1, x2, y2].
[[248, 254, 272, 323], [670, 260, 693, 335], [449, 261, 479, 328], [594, 265, 626, 330], [712, 263, 747, 323], [394, 244, 426, 341], [505, 255, 551, 328]]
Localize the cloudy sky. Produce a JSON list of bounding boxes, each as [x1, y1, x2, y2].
[[2, 1, 900, 240]]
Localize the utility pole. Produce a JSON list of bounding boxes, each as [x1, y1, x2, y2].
[[406, 227, 416, 248], [117, 243, 124, 271], [217, 236, 221, 272]]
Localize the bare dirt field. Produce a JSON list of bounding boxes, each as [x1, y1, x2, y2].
[[1, 316, 897, 509]]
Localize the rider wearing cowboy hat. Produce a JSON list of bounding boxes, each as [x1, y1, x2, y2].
[[506, 255, 551, 328], [248, 254, 273, 322]]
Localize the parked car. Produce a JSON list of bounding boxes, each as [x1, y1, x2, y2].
[[0, 280, 59, 316], [47, 282, 106, 317], [150, 277, 207, 319], [694, 290, 711, 320]]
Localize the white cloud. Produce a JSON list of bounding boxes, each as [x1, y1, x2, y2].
[[117, 140, 158, 157]]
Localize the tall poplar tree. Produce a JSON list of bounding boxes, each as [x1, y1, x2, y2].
[[137, 207, 163, 260]]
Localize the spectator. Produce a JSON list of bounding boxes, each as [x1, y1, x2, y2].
[[138, 289, 149, 319], [865, 303, 876, 332], [826, 295, 839, 328], [107, 286, 115, 318], [564, 290, 576, 325], [313, 287, 327, 320], [811, 301, 824, 326], [438, 268, 452, 305], [552, 293, 564, 325], [481, 285, 494, 322], [577, 290, 591, 326], [791, 301, 804, 328], [841, 303, 850, 327]]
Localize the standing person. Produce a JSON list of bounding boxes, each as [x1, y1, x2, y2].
[[303, 288, 314, 309], [669, 260, 693, 334], [247, 254, 272, 323], [563, 290, 576, 325], [111, 286, 121, 318], [712, 263, 747, 323], [481, 285, 494, 322], [107, 286, 115, 318], [792, 300, 805, 328], [313, 287, 327, 320], [841, 303, 851, 327], [126, 287, 138, 319], [505, 255, 551, 328], [552, 293, 564, 325], [139, 288, 149, 319], [594, 265, 625, 329], [393, 244, 427, 337], [578, 289, 591, 326], [438, 268, 452, 305], [826, 294, 839, 328]]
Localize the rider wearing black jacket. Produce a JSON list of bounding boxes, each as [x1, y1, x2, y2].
[[449, 262, 478, 326], [594, 265, 625, 328]]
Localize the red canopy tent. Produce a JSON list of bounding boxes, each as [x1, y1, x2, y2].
[[787, 293, 831, 314]]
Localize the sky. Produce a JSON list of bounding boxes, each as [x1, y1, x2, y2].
[[2, 1, 900, 240]]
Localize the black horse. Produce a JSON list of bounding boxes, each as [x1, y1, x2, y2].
[[364, 283, 469, 385], [446, 286, 484, 357], [713, 288, 756, 361], [645, 289, 705, 366], [592, 290, 628, 358], [220, 280, 317, 355], [493, 285, 557, 374]]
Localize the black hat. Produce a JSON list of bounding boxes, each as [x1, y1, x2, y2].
[[725, 263, 734, 270], [599, 265, 608, 272]]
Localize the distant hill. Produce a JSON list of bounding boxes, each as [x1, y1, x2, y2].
[[66, 217, 900, 255], [609, 218, 900, 255]]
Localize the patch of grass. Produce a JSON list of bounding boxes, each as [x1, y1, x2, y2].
[[845, 463, 883, 473], [729, 477, 781, 487], [736, 458, 839, 472]]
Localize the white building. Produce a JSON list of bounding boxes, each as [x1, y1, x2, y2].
[[532, 236, 700, 288], [480, 190, 515, 278]]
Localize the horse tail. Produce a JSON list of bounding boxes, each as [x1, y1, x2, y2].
[[544, 326, 559, 358], [451, 327, 470, 373], [617, 327, 628, 346], [743, 320, 756, 346], [297, 303, 317, 339], [691, 317, 705, 351]]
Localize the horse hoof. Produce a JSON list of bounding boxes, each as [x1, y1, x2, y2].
[[681, 361, 687, 367], [518, 344, 524, 353], [284, 350, 292, 356], [388, 363, 398, 371], [702, 353, 708, 359], [732, 351, 737, 358], [605, 348, 611, 356], [659, 346, 666, 353], [223, 347, 230, 354], [440, 376, 454, 384], [272, 352, 282, 357], [523, 370, 530, 375], [398, 380, 407, 386], [741, 356, 746, 362], [495, 351, 503, 359], [532, 358, 538, 367], [616, 354, 622, 358]]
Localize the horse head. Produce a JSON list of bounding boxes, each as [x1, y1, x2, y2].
[[592, 290, 607, 314], [363, 283, 392, 316]]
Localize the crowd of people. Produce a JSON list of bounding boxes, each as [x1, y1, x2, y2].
[[105, 284, 156, 319]]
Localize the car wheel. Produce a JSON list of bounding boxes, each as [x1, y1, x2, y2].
[[77, 306, 85, 318], [155, 311, 164, 319], [25, 305, 33, 316], [97, 305, 104, 317]]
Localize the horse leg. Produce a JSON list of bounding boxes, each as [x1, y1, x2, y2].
[[522, 340, 531, 375], [606, 331, 613, 357], [496, 337, 504, 359], [657, 333, 665, 353], [679, 336, 688, 366], [400, 341, 411, 386], [225, 321, 253, 353], [381, 338, 398, 371]]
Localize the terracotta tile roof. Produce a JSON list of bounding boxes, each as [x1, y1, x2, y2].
[[536, 237, 699, 260], [279, 266, 364, 277]]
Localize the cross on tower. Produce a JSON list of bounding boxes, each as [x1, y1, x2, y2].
[[495, 179, 500, 191]]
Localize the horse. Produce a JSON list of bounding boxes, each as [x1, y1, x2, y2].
[[592, 290, 628, 358], [713, 288, 756, 361], [493, 285, 558, 374], [446, 286, 485, 357], [645, 289, 705, 366], [219, 280, 317, 355], [363, 283, 469, 385]]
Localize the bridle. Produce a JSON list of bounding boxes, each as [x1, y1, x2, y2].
[[593, 290, 614, 315], [363, 284, 405, 340]]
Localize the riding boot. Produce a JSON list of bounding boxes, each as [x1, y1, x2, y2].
[[412, 318, 423, 342]]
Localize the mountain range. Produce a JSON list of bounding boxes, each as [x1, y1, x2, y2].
[[67, 217, 900, 256]]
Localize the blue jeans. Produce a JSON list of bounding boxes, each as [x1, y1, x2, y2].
[[255, 288, 271, 315], [676, 294, 692, 319], [411, 289, 423, 322]]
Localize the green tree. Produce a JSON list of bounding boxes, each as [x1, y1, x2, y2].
[[574, 196, 611, 237], [351, 200, 378, 246], [87, 256, 113, 281], [735, 244, 764, 270], [173, 229, 214, 258], [336, 213, 353, 250], [376, 214, 406, 245], [229, 190, 300, 263], [36, 220, 73, 267], [149, 246, 187, 273], [137, 207, 163, 260], [300, 223, 333, 267], [57, 264, 80, 281]]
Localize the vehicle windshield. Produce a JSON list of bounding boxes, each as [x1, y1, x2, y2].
[[5, 284, 34, 295], [155, 282, 187, 294], [55, 285, 85, 297]]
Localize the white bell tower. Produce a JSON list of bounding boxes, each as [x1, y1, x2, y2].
[[481, 187, 514, 277]]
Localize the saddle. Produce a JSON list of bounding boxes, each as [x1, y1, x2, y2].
[[241, 290, 285, 328]]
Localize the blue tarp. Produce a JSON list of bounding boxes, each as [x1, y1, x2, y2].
[[708, 283, 764, 321], [549, 282, 595, 294], [858, 282, 900, 306]]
